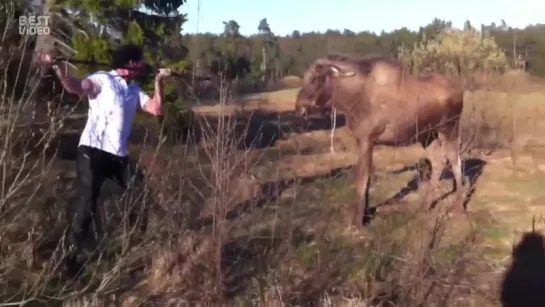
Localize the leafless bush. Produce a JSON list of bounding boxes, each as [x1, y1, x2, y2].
[[0, 9, 69, 306], [0, 10, 169, 305]]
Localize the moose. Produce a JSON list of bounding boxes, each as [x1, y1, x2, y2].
[[295, 53, 466, 226]]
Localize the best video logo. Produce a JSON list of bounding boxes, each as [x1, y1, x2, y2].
[[19, 15, 51, 36]]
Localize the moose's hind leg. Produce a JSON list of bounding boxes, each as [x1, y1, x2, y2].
[[422, 138, 446, 210], [417, 130, 439, 184], [439, 130, 466, 212]]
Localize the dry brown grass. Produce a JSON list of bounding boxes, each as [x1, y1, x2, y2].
[[278, 75, 302, 88], [180, 73, 545, 306], [4, 26, 545, 306], [192, 88, 300, 115]]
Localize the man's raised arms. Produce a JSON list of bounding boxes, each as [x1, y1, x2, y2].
[[37, 53, 101, 98]]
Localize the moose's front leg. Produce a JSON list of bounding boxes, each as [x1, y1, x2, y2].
[[354, 138, 374, 226]]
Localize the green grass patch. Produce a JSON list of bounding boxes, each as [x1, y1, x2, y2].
[[498, 172, 545, 199], [483, 225, 510, 242]]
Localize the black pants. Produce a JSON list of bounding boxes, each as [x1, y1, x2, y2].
[[66, 145, 149, 252]]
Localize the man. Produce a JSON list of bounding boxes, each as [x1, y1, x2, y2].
[[37, 43, 169, 277]]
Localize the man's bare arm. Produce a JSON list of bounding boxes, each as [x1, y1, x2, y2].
[[52, 62, 100, 98], [141, 77, 164, 116], [141, 69, 171, 116]]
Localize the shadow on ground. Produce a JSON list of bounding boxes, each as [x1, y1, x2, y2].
[[196, 166, 350, 230], [371, 157, 488, 214], [196, 155, 488, 230], [209, 167, 349, 299], [18, 108, 345, 161], [197, 109, 346, 150], [501, 230, 545, 307]]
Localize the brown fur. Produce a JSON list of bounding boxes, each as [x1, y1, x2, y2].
[[295, 52, 466, 226]]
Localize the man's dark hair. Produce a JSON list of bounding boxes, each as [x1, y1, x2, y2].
[[111, 43, 144, 69]]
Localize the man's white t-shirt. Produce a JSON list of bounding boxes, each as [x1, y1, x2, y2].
[[78, 70, 151, 157]]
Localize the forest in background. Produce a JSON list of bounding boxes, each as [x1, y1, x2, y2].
[[185, 18, 545, 81]]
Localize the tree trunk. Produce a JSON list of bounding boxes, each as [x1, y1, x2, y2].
[[260, 45, 267, 82]]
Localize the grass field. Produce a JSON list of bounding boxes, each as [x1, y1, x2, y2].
[[3, 79, 545, 306], [186, 84, 545, 305]]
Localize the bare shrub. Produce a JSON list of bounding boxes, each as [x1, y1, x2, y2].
[[0, 6, 184, 305], [0, 6, 74, 305], [117, 73, 271, 305]]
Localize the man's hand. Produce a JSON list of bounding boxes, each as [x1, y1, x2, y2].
[[36, 52, 54, 65], [155, 68, 171, 81], [36, 51, 71, 77], [35, 52, 88, 96], [142, 68, 170, 116]]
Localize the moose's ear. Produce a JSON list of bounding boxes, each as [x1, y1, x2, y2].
[[329, 65, 340, 76]]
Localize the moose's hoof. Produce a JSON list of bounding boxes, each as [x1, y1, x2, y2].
[[352, 215, 361, 227], [354, 208, 377, 227]]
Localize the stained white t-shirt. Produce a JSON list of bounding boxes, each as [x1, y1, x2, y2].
[[78, 70, 151, 157]]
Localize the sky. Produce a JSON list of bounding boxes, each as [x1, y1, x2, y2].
[[178, 0, 543, 36]]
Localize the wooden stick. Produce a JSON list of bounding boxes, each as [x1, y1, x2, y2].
[[51, 58, 211, 80]]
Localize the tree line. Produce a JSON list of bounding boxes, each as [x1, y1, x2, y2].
[[183, 18, 545, 81]]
